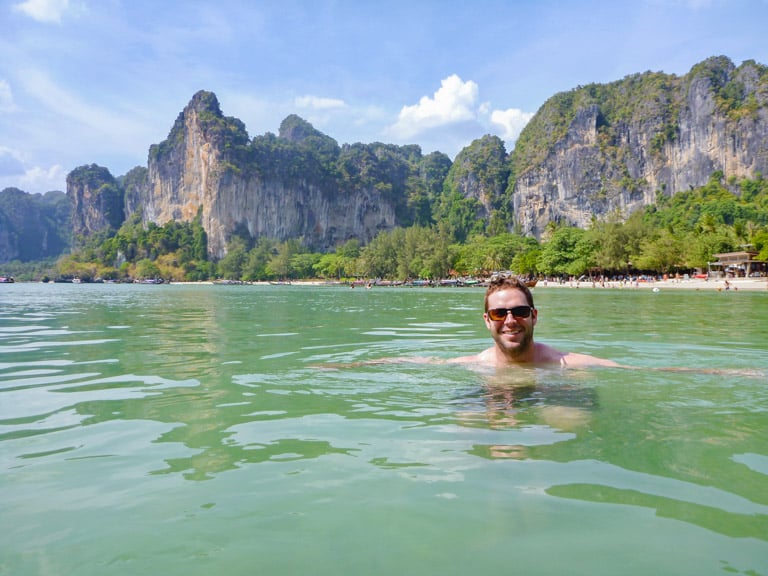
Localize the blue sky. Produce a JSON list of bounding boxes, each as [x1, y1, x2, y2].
[[2, 0, 767, 194]]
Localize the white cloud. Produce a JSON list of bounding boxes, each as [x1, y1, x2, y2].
[[388, 74, 479, 139], [12, 0, 70, 23], [0, 80, 16, 113], [294, 95, 346, 110], [19, 163, 67, 192], [384, 74, 535, 155], [490, 108, 534, 143]]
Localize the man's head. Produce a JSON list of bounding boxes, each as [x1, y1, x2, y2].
[[484, 276, 534, 312], [483, 276, 538, 361]]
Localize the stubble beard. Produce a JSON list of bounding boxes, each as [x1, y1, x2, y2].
[[497, 326, 534, 361]]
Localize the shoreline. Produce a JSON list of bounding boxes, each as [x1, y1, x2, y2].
[[13, 277, 760, 292], [166, 278, 768, 291], [288, 278, 768, 291], [533, 277, 768, 292]]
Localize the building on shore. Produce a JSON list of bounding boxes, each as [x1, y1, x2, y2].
[[708, 251, 767, 278]]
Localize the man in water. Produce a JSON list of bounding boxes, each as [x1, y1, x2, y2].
[[450, 276, 618, 368]]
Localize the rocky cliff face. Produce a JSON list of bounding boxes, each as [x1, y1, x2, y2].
[[511, 57, 768, 237], [446, 135, 509, 221], [136, 91, 397, 258], [67, 165, 124, 242]]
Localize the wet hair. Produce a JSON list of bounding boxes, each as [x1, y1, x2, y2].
[[484, 275, 535, 311]]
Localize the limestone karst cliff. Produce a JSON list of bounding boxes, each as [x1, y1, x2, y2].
[[67, 165, 124, 239], [126, 92, 427, 258], [510, 56, 768, 237]]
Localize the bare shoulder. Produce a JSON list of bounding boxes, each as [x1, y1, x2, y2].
[[529, 343, 618, 367]]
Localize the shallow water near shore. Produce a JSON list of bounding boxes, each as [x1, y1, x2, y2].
[[1, 283, 767, 575]]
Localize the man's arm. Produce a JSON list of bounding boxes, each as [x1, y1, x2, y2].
[[559, 352, 621, 368]]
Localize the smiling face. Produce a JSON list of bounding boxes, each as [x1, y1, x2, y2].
[[484, 288, 538, 361]]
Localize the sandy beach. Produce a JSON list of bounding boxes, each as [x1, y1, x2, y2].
[[535, 277, 768, 292], [169, 277, 768, 291]]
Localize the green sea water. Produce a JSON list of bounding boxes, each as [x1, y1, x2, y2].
[[1, 283, 767, 575]]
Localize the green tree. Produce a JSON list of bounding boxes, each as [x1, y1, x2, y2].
[[538, 226, 596, 277], [336, 239, 361, 260], [753, 229, 768, 261], [635, 230, 685, 273], [290, 253, 322, 279], [360, 228, 403, 279], [589, 209, 642, 272], [243, 237, 278, 280], [135, 258, 161, 280], [314, 253, 344, 279], [218, 237, 249, 279], [266, 241, 296, 280], [511, 245, 541, 276]]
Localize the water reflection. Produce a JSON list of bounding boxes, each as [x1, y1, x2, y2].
[[547, 483, 768, 541], [454, 366, 768, 544], [454, 368, 597, 459]]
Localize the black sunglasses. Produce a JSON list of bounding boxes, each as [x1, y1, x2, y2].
[[486, 306, 533, 321]]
